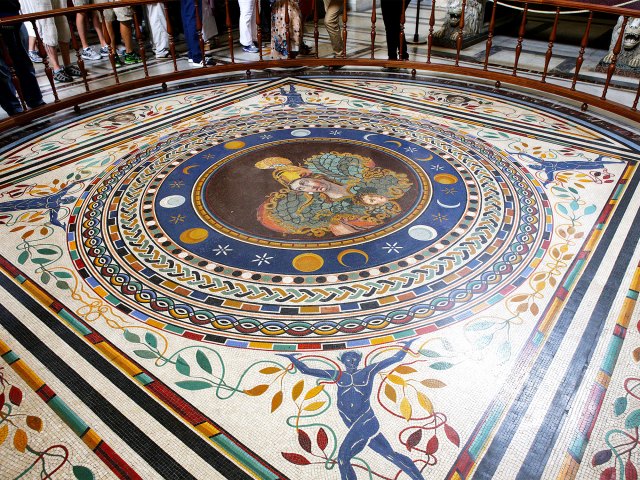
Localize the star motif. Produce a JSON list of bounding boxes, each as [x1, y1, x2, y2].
[[382, 242, 403, 254], [404, 147, 417, 153], [260, 134, 273, 140], [252, 253, 273, 266], [170, 214, 186, 224], [213, 244, 232, 256], [432, 213, 448, 222], [329, 130, 342, 136], [444, 187, 457, 195], [203, 154, 214, 160], [170, 180, 185, 189], [431, 164, 444, 171]]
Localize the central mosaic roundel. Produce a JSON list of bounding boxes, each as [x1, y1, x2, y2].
[[69, 108, 550, 350]]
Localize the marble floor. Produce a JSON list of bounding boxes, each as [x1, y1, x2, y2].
[[1, 5, 640, 480]]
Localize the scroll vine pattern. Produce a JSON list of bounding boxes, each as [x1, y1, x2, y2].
[[0, 366, 95, 480], [121, 331, 461, 478]]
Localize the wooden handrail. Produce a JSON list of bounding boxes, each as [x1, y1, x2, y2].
[[0, 0, 638, 132]]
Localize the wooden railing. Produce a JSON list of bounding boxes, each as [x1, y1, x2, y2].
[[0, 0, 639, 131]]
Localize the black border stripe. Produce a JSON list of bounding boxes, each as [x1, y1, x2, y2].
[[0, 273, 253, 480], [474, 164, 640, 478]]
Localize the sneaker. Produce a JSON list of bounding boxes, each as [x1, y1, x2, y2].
[[28, 50, 43, 63], [81, 47, 101, 61], [53, 68, 73, 83], [155, 48, 170, 59], [242, 44, 259, 53], [123, 51, 141, 64], [299, 43, 313, 55], [99, 45, 110, 57], [113, 54, 123, 68], [188, 56, 216, 66], [64, 64, 83, 77]]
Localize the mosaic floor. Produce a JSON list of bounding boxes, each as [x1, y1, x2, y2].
[[1, 74, 640, 479]]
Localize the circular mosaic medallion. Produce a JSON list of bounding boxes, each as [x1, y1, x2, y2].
[[69, 103, 550, 349]]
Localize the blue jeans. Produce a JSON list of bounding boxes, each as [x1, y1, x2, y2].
[[0, 23, 43, 115], [181, 0, 204, 62]]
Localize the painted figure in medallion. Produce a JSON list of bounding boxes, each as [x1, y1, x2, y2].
[[279, 339, 423, 480], [255, 153, 412, 237]]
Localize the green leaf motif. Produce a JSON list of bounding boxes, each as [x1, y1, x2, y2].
[[496, 341, 511, 365], [31, 257, 49, 265], [569, 200, 579, 211], [37, 248, 58, 255], [196, 350, 212, 374], [145, 332, 158, 349], [614, 396, 628, 416], [134, 350, 159, 359], [419, 349, 441, 358], [41, 272, 51, 284], [72, 465, 95, 480], [557, 204, 568, 216], [429, 362, 454, 370], [176, 355, 190, 376], [17, 251, 28, 265], [175, 380, 213, 390], [466, 321, 494, 332], [56, 280, 69, 290], [474, 334, 494, 350], [54, 271, 72, 279], [123, 329, 141, 343], [625, 408, 640, 429]]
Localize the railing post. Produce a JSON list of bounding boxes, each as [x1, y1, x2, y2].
[[400, 0, 407, 62], [255, 0, 263, 60], [455, 0, 466, 66], [427, 0, 436, 63], [162, 1, 178, 71], [30, 19, 59, 101], [194, 0, 206, 67], [225, 0, 235, 62], [313, 0, 319, 58], [370, 0, 377, 59], [342, 0, 348, 59], [483, 0, 497, 70], [132, 9, 149, 77], [285, 0, 291, 59], [512, 2, 528, 76], [541, 7, 560, 83], [97, 9, 120, 84], [570, 10, 593, 90], [65, 0, 89, 92], [602, 15, 628, 100]]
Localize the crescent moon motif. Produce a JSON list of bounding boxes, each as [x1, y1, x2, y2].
[[182, 165, 199, 175], [417, 154, 434, 161], [337, 249, 369, 267], [384, 140, 403, 147], [363, 133, 377, 141], [437, 199, 461, 209]]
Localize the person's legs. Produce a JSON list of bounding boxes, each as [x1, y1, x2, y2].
[[323, 0, 343, 56], [380, 0, 401, 59], [238, 0, 257, 48], [181, 0, 203, 62], [369, 434, 424, 480], [146, 3, 169, 57], [259, 0, 271, 40], [91, 11, 107, 47]]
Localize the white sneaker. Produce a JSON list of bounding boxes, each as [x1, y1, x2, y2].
[[188, 56, 216, 66], [155, 48, 170, 59], [81, 47, 102, 61]]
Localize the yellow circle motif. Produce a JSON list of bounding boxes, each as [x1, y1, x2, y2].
[[180, 228, 209, 244], [434, 173, 458, 184], [292, 253, 324, 272], [224, 141, 246, 150]]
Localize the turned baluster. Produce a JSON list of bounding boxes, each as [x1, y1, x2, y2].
[[342, 0, 348, 58], [162, 2, 178, 71], [455, 0, 466, 66], [482, 0, 497, 70], [64, 1, 89, 92], [632, 80, 640, 111], [370, 0, 377, 59], [225, 0, 235, 63], [31, 19, 60, 99], [97, 10, 119, 84], [571, 11, 593, 90], [541, 7, 560, 83], [602, 15, 628, 100], [285, 0, 291, 59], [255, 0, 263, 60], [512, 3, 528, 76], [313, 0, 319, 58], [132, 9, 149, 77], [427, 0, 436, 63], [0, 28, 26, 110], [400, 0, 407, 62]]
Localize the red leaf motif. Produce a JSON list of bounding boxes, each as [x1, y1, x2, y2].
[[317, 428, 328, 451], [426, 435, 439, 455], [444, 423, 460, 447], [282, 452, 311, 465], [601, 467, 617, 480], [8, 386, 22, 406], [0, 392, 5, 407], [627, 460, 638, 480], [297, 429, 312, 453], [406, 429, 422, 452]]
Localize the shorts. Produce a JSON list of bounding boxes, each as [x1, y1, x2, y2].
[[71, 0, 93, 5], [103, 0, 133, 22]]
